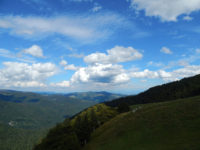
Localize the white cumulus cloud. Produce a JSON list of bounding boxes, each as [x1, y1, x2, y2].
[[70, 63, 130, 84], [129, 0, 200, 21], [23, 45, 44, 58], [0, 62, 57, 88], [84, 46, 143, 64]]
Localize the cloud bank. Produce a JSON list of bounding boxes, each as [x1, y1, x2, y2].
[[129, 0, 200, 21], [0, 62, 57, 88]]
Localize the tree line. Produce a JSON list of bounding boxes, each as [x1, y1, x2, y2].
[[105, 74, 200, 107]]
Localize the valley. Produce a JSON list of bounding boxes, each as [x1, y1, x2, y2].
[[0, 90, 122, 150]]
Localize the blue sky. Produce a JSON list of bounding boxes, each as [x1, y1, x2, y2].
[[0, 0, 200, 94]]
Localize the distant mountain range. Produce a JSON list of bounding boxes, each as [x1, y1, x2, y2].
[[0, 90, 124, 103], [65, 91, 124, 103], [0, 90, 123, 129]]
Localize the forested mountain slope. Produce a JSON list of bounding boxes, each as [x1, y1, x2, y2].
[[106, 74, 200, 107], [33, 104, 118, 150]]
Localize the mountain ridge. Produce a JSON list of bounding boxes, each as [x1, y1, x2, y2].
[[105, 74, 200, 107]]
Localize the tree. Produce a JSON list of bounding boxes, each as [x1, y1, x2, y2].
[[74, 114, 92, 146], [33, 120, 80, 150], [117, 102, 130, 113], [90, 109, 98, 130]]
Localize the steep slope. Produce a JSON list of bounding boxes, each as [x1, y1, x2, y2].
[[34, 104, 118, 150], [106, 74, 200, 107], [83, 96, 200, 150]]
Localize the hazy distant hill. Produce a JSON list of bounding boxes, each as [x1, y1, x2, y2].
[[0, 90, 96, 129], [0, 90, 95, 150], [65, 91, 124, 103]]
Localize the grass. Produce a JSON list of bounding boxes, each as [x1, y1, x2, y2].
[[83, 96, 200, 150]]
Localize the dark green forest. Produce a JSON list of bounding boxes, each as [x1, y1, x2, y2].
[[33, 104, 118, 150], [105, 74, 200, 107]]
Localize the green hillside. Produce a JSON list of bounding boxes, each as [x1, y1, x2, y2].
[[83, 96, 200, 150]]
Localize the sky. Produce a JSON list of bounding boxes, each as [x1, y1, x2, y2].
[[0, 0, 200, 94]]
